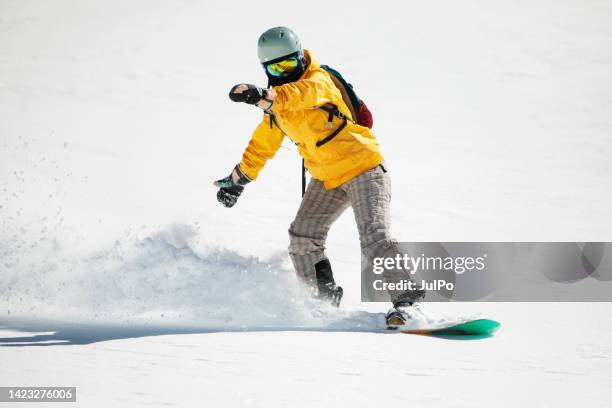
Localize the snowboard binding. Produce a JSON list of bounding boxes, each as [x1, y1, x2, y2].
[[315, 259, 343, 308], [385, 303, 424, 329]]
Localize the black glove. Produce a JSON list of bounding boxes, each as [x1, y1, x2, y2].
[[229, 84, 269, 105], [214, 165, 251, 208], [216, 184, 243, 208]]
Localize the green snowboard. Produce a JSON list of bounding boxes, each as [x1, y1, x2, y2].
[[399, 319, 501, 336]]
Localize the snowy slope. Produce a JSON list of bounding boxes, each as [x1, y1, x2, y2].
[[1, 0, 612, 407], [2, 303, 611, 408]]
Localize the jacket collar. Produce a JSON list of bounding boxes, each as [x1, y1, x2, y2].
[[302, 49, 319, 75]]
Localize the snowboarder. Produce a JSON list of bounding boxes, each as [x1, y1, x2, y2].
[[214, 27, 425, 326]]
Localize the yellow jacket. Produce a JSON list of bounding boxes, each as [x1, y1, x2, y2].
[[238, 50, 384, 190]]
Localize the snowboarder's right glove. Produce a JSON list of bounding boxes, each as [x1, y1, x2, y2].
[[214, 165, 251, 208], [229, 84, 274, 110]]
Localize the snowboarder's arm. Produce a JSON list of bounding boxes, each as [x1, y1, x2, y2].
[[237, 114, 284, 181], [270, 71, 334, 113]]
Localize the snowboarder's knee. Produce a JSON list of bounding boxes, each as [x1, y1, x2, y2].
[[288, 227, 326, 255]]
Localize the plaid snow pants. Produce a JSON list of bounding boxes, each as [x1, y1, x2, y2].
[[288, 164, 423, 305]]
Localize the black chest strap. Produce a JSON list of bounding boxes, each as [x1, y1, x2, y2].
[[315, 104, 349, 147]]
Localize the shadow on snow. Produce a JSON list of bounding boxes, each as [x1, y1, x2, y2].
[[0, 314, 494, 346]]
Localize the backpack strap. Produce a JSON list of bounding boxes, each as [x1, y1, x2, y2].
[[302, 159, 306, 197], [315, 104, 349, 147], [318, 103, 352, 128]]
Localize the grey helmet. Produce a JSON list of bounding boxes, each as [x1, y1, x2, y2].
[[257, 26, 302, 64]]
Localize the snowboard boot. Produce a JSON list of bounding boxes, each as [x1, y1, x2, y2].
[[318, 282, 344, 307], [385, 303, 423, 328], [315, 259, 343, 308]]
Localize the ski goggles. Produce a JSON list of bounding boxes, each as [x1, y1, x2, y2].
[[264, 54, 301, 77]]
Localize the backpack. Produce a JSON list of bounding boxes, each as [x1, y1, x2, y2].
[[320, 65, 373, 129]]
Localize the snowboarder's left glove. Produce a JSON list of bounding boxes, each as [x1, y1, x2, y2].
[[214, 165, 251, 208], [229, 84, 273, 110]]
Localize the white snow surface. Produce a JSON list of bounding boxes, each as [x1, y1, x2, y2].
[[1, 0, 612, 407]]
